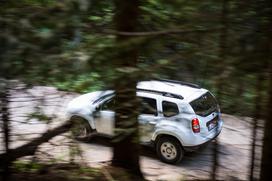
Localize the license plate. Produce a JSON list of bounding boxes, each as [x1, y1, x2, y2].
[[208, 119, 218, 131], [207, 115, 219, 131], [208, 123, 216, 131]]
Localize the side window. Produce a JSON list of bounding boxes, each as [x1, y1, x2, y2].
[[162, 101, 179, 117], [140, 97, 157, 116], [101, 98, 115, 111]]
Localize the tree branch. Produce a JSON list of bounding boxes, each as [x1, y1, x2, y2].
[[104, 28, 220, 36], [0, 120, 72, 168]]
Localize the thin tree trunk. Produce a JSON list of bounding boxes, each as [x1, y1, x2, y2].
[[260, 0, 272, 180], [212, 0, 229, 180], [249, 74, 263, 181], [0, 2, 10, 179], [0, 85, 11, 181], [111, 0, 143, 178], [260, 69, 272, 181]]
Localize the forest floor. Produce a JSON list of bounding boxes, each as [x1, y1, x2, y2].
[[10, 163, 147, 181], [0, 86, 264, 180]]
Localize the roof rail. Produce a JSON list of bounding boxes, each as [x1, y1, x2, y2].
[[156, 79, 201, 89], [137, 88, 184, 100]]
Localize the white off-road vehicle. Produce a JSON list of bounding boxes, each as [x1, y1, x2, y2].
[[67, 79, 223, 164]]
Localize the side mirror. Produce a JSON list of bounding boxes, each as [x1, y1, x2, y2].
[[95, 106, 100, 111], [93, 106, 100, 118], [93, 111, 100, 118]]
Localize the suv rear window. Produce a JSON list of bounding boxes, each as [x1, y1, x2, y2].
[[162, 101, 179, 117], [190, 92, 218, 117]]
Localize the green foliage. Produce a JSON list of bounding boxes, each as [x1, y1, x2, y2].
[[28, 112, 53, 122], [53, 73, 104, 93], [14, 161, 43, 173], [0, 0, 270, 117], [12, 161, 107, 181]]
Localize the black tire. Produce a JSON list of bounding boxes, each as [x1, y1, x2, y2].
[[156, 136, 184, 164], [70, 116, 93, 141]]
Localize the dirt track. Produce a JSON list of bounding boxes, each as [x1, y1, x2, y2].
[[0, 86, 261, 180]]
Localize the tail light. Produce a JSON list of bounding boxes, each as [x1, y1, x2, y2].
[[192, 118, 200, 133]]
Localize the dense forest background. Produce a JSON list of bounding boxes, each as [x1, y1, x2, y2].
[[0, 0, 272, 180], [1, 0, 270, 115]]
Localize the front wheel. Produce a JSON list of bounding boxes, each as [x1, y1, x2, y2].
[[71, 117, 93, 141], [156, 136, 184, 164]]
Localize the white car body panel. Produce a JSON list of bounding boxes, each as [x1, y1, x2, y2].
[[66, 80, 223, 148]]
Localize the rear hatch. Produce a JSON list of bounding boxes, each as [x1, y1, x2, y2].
[[190, 92, 220, 134]]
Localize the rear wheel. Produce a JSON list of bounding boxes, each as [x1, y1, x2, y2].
[[156, 136, 184, 164], [71, 117, 93, 141]]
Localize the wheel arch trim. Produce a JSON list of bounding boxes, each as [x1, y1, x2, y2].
[[152, 131, 184, 147], [69, 114, 95, 130]]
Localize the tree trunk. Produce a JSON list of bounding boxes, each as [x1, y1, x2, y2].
[[111, 0, 143, 178], [260, 69, 272, 181], [260, 0, 272, 180], [212, 0, 229, 180], [0, 85, 11, 181], [249, 74, 263, 181]]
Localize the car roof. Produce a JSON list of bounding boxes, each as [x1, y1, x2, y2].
[[83, 80, 208, 105], [137, 80, 208, 102]]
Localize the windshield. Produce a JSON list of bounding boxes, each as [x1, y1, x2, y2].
[[190, 92, 218, 117]]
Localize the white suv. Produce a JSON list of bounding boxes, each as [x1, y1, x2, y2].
[[67, 80, 223, 164]]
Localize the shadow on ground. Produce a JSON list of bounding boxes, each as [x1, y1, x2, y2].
[[83, 134, 216, 166]]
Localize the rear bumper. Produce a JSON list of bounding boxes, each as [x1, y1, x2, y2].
[[183, 119, 223, 152], [183, 127, 222, 152]]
